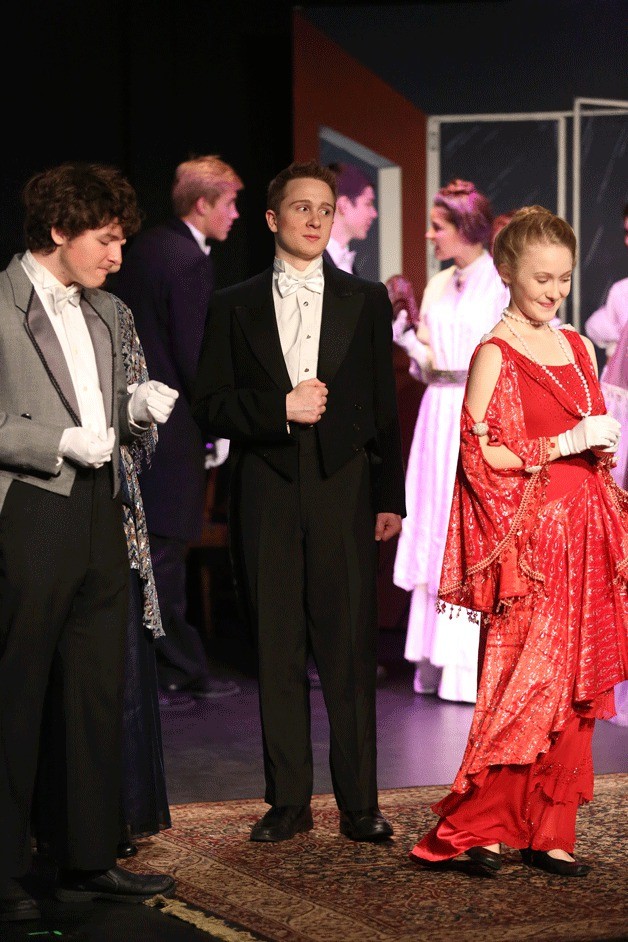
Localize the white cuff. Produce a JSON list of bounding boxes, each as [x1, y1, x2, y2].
[[557, 431, 572, 456]]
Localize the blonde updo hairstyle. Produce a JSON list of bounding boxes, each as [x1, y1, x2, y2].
[[492, 205, 577, 282]]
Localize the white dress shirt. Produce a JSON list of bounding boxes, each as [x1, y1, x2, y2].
[[21, 251, 108, 439], [184, 220, 211, 256], [272, 257, 324, 388], [326, 236, 356, 274]]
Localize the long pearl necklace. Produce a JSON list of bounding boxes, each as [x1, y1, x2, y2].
[[501, 308, 592, 418]]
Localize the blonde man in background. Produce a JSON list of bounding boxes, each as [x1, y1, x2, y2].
[[113, 155, 244, 704]]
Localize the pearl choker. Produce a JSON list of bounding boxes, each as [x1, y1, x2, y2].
[[502, 307, 549, 329], [500, 308, 592, 418]]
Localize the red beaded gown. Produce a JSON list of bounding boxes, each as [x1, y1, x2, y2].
[[411, 331, 628, 861]]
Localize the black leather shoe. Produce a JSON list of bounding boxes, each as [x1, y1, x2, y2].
[[0, 880, 41, 922], [250, 805, 313, 842], [339, 808, 393, 842], [117, 841, 138, 858], [56, 865, 176, 902], [521, 849, 590, 876], [465, 845, 502, 871]]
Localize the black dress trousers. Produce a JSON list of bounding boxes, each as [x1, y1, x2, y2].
[[0, 467, 129, 879], [234, 428, 379, 812]]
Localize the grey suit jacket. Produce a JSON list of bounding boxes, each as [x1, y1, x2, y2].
[[0, 254, 135, 511]]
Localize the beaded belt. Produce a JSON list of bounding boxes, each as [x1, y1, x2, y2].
[[426, 369, 468, 386]]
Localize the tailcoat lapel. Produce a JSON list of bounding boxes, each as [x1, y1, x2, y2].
[[24, 289, 82, 424], [232, 263, 363, 393], [316, 262, 362, 386], [234, 269, 293, 392], [10, 256, 117, 426], [82, 296, 115, 426]]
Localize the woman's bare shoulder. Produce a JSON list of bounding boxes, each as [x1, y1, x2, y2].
[[481, 319, 510, 343], [472, 338, 504, 370]]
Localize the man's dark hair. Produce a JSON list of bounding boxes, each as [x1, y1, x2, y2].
[[327, 162, 374, 203], [267, 160, 337, 215], [23, 162, 142, 253]]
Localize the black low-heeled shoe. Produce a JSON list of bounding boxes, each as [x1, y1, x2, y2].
[[521, 849, 590, 876], [466, 846, 502, 871]]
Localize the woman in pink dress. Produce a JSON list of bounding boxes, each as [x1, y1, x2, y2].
[[410, 206, 627, 877]]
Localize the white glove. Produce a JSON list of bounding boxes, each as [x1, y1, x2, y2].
[[204, 438, 230, 469], [59, 427, 115, 468], [557, 415, 621, 456], [392, 308, 410, 343], [128, 380, 179, 424], [393, 318, 431, 369]]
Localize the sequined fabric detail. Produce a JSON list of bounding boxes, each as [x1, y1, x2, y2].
[[115, 295, 164, 639], [535, 752, 595, 805]]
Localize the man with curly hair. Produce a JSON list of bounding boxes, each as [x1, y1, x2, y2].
[[0, 162, 177, 921]]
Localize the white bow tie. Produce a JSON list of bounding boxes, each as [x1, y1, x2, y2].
[[50, 283, 82, 315], [275, 268, 324, 298]]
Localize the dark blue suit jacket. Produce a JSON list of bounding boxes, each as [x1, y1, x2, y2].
[[112, 218, 212, 542]]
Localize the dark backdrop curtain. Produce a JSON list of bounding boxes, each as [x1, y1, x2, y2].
[[0, 0, 293, 283]]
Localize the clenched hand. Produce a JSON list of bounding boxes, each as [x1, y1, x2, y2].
[[286, 378, 328, 425], [59, 427, 115, 468], [128, 380, 179, 425]]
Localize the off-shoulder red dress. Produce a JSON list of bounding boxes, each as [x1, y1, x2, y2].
[[410, 332, 628, 860]]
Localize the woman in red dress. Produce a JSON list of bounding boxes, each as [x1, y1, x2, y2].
[[410, 206, 628, 877]]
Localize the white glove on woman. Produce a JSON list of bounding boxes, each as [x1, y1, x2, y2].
[[59, 427, 115, 468], [557, 414, 621, 456], [128, 380, 179, 424], [392, 312, 431, 369], [392, 308, 410, 343]]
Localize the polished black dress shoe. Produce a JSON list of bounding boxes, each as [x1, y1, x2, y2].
[[339, 808, 393, 842], [117, 840, 138, 858], [250, 804, 313, 842], [465, 845, 502, 871], [56, 865, 176, 902], [520, 849, 591, 876], [0, 880, 41, 922]]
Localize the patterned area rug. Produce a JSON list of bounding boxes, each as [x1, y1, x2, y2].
[[125, 774, 628, 942]]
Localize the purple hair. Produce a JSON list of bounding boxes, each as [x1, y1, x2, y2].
[[433, 179, 494, 247]]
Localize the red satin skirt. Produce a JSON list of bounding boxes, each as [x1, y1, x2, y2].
[[410, 711, 594, 861]]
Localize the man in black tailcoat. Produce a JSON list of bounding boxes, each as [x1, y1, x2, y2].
[[192, 160, 406, 843]]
